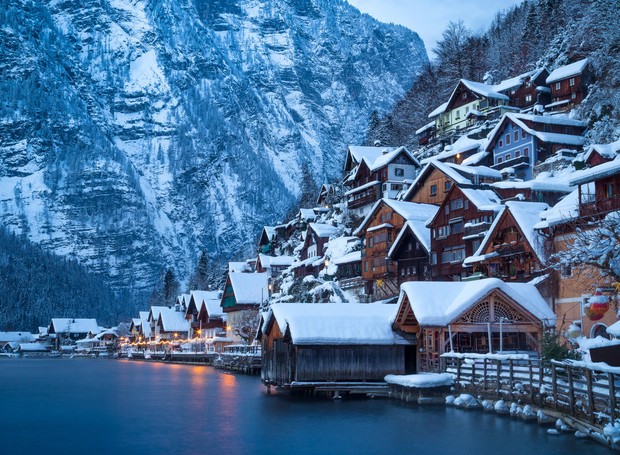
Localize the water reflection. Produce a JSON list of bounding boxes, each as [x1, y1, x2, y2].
[[0, 359, 610, 455]]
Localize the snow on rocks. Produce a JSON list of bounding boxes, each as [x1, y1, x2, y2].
[[521, 405, 537, 422], [445, 395, 456, 406], [481, 400, 494, 412], [494, 399, 510, 414], [384, 373, 453, 388], [537, 410, 556, 426], [453, 394, 481, 410], [509, 402, 523, 418]]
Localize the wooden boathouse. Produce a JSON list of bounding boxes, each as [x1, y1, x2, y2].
[[259, 303, 415, 395]]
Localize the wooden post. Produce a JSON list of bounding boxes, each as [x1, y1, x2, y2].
[[457, 359, 462, 387], [567, 366, 576, 416], [609, 372, 617, 423], [472, 360, 477, 387], [509, 359, 514, 391], [529, 360, 534, 402], [496, 359, 501, 393], [552, 363, 558, 409], [586, 368, 594, 423]]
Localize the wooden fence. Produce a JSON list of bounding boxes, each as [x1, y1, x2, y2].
[[441, 355, 620, 425]]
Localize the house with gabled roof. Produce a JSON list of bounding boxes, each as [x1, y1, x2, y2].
[[48, 318, 100, 349], [256, 254, 294, 278], [148, 306, 167, 341], [343, 145, 421, 217], [387, 219, 433, 286], [156, 307, 190, 341], [492, 67, 550, 109], [260, 302, 412, 388], [545, 58, 594, 111], [393, 279, 556, 372], [221, 272, 269, 343], [185, 290, 226, 339], [570, 156, 620, 219], [402, 160, 502, 207], [421, 135, 490, 167], [354, 198, 437, 298], [463, 201, 549, 282], [293, 223, 339, 279], [491, 175, 572, 207], [428, 185, 502, 280], [485, 113, 586, 180]]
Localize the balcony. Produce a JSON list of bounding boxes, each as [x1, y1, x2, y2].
[[463, 221, 492, 237], [492, 155, 530, 171], [579, 197, 620, 219]]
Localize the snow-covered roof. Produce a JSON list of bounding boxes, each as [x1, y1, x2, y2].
[[354, 198, 438, 236], [265, 302, 407, 345], [333, 251, 361, 265], [19, 342, 49, 352], [149, 306, 167, 322], [546, 58, 590, 84], [493, 67, 547, 92], [421, 135, 483, 164], [505, 201, 549, 260], [388, 219, 432, 258], [261, 226, 276, 241], [131, 318, 142, 327], [258, 254, 294, 268], [344, 179, 381, 196], [398, 278, 556, 327], [461, 151, 489, 166], [298, 208, 317, 221], [228, 261, 250, 273], [491, 175, 573, 194], [570, 156, 620, 186], [190, 290, 222, 317], [583, 139, 620, 162], [139, 311, 151, 338], [347, 145, 399, 165], [428, 102, 449, 118], [460, 188, 502, 212], [460, 79, 510, 101], [534, 187, 585, 229], [309, 223, 339, 238], [415, 121, 435, 135], [486, 113, 586, 151], [228, 272, 270, 305], [50, 318, 99, 334], [158, 308, 190, 333], [0, 332, 36, 343]]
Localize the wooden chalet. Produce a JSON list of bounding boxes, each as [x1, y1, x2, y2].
[[492, 68, 550, 109], [432, 79, 512, 140], [579, 141, 620, 169], [354, 198, 438, 298], [221, 272, 269, 342], [394, 279, 556, 372], [387, 219, 432, 286], [293, 223, 338, 279], [428, 185, 502, 280], [260, 303, 414, 390], [258, 226, 277, 254], [415, 121, 435, 146], [403, 160, 502, 207], [256, 254, 294, 278], [491, 178, 572, 207], [485, 113, 586, 180], [343, 146, 421, 217], [48, 318, 99, 349], [570, 156, 620, 219], [464, 201, 549, 282], [317, 183, 338, 208], [185, 290, 224, 339], [155, 307, 190, 341], [545, 58, 594, 112]]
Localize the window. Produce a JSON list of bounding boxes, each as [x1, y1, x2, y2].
[[497, 157, 503, 164], [555, 82, 561, 90], [515, 150, 521, 158], [431, 252, 437, 265], [499, 140, 503, 147], [505, 134, 511, 145], [525, 94, 532, 103], [472, 239, 482, 252], [450, 198, 464, 211], [380, 212, 392, 222], [505, 153, 511, 161], [514, 131, 519, 142], [571, 92, 576, 99], [606, 183, 614, 199], [445, 205, 449, 215], [445, 181, 452, 191], [450, 220, 463, 234], [464, 200, 469, 210], [395, 167, 404, 177], [430, 184, 437, 196], [462, 92, 467, 101], [523, 147, 529, 156], [364, 261, 368, 272], [569, 77, 575, 87], [561, 264, 572, 277], [455, 109, 460, 119], [521, 129, 526, 139]]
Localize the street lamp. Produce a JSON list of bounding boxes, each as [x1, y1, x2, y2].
[[499, 317, 509, 353]]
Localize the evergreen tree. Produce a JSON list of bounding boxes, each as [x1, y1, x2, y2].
[[162, 269, 180, 307], [188, 251, 210, 290]]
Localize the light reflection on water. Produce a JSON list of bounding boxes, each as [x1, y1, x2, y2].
[[0, 359, 610, 455]]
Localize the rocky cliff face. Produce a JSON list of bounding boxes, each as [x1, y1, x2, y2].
[[0, 0, 427, 292]]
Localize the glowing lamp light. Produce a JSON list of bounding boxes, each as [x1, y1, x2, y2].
[[566, 324, 582, 339], [585, 289, 609, 321]]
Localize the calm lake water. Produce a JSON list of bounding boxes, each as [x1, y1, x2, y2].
[[0, 359, 610, 454]]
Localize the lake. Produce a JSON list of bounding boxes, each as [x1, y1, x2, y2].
[[0, 359, 610, 454]]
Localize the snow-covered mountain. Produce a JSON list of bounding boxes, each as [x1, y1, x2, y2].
[[0, 0, 427, 292]]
